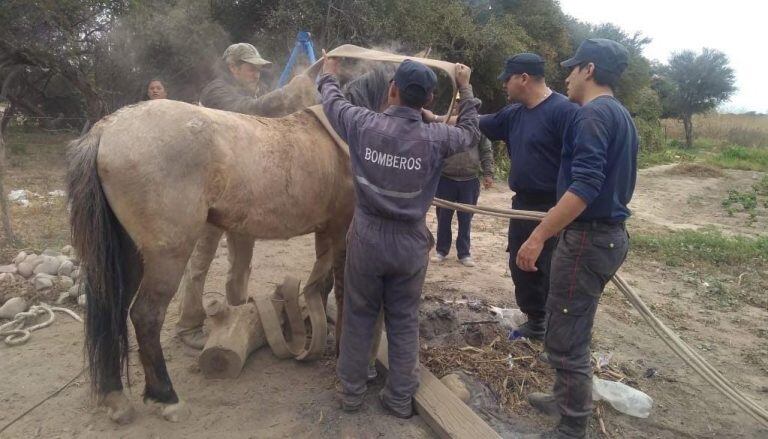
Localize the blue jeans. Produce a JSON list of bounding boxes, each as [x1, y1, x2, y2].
[[434, 176, 480, 259]]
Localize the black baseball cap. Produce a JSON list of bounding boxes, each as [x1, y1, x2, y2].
[[560, 38, 629, 75], [497, 53, 545, 81], [394, 59, 437, 102]]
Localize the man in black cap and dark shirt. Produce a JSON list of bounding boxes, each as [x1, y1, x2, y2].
[[518, 39, 638, 438], [318, 54, 480, 418], [479, 53, 578, 340]]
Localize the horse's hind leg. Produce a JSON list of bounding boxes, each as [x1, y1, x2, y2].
[[130, 246, 194, 422], [102, 232, 143, 424]]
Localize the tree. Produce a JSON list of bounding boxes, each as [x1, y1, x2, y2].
[[654, 49, 736, 148]]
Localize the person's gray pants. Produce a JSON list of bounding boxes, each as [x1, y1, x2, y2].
[[337, 212, 432, 415], [545, 222, 629, 419]]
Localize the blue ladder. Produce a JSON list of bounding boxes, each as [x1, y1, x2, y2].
[[278, 31, 317, 87]]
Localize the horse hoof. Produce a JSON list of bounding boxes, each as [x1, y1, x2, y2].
[[103, 391, 136, 424], [161, 400, 189, 423]]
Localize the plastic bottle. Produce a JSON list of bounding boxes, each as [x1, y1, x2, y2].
[[592, 377, 653, 418]]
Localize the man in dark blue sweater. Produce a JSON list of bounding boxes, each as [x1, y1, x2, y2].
[[516, 39, 638, 438], [479, 53, 578, 340]]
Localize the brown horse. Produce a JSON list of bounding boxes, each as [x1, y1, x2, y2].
[[67, 87, 358, 423], [67, 46, 457, 424]]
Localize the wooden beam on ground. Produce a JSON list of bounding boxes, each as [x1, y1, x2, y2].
[[327, 292, 500, 438], [375, 334, 502, 439]]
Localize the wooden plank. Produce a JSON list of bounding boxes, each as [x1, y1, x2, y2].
[[327, 292, 500, 438], [376, 334, 502, 439]]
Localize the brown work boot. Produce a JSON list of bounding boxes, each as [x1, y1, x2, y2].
[[527, 392, 560, 418], [176, 326, 208, 350]]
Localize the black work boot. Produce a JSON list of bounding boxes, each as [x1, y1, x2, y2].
[[526, 415, 589, 439], [553, 415, 589, 438], [517, 317, 546, 340], [527, 392, 560, 418], [378, 390, 413, 419]]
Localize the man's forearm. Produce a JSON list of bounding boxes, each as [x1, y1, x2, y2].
[[529, 191, 587, 243]]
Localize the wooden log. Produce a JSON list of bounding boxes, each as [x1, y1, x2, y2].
[[198, 293, 268, 379]]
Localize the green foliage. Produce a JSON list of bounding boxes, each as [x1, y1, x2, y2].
[[635, 117, 665, 153], [0, 0, 660, 126], [638, 146, 695, 169], [706, 145, 768, 172], [653, 48, 737, 147], [632, 229, 768, 267]]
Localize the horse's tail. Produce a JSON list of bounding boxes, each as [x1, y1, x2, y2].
[[67, 125, 141, 397]]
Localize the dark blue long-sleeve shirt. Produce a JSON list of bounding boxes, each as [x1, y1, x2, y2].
[[559, 95, 638, 221], [479, 92, 577, 196], [318, 73, 481, 222]]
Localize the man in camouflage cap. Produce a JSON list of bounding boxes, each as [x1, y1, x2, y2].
[[199, 43, 275, 113], [176, 42, 316, 349]]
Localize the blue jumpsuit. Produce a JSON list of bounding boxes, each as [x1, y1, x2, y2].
[[318, 72, 480, 415]]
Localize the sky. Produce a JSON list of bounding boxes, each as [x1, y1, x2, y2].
[[557, 0, 766, 113]]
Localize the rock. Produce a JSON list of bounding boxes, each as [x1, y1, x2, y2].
[[56, 292, 70, 304], [56, 254, 69, 264], [24, 254, 44, 268], [33, 258, 62, 276], [34, 275, 54, 291], [61, 245, 74, 256], [17, 262, 35, 278], [0, 297, 28, 319], [69, 283, 83, 298], [58, 260, 74, 277], [440, 374, 471, 403], [13, 251, 27, 265], [42, 248, 61, 257], [70, 268, 80, 281], [59, 276, 74, 290], [0, 264, 17, 274], [77, 294, 87, 307], [0, 273, 14, 284]]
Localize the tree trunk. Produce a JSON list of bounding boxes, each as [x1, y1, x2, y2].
[[682, 114, 694, 149], [0, 104, 16, 244], [198, 293, 268, 379]]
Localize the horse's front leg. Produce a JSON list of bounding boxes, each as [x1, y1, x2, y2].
[[224, 231, 256, 305]]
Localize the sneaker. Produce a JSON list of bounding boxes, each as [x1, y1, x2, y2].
[[367, 363, 378, 381], [458, 256, 476, 267], [517, 318, 546, 341], [430, 252, 446, 263], [527, 392, 560, 418]]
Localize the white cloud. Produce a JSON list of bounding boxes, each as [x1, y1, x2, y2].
[[558, 0, 766, 113]]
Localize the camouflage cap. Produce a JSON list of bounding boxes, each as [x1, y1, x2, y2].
[[222, 43, 272, 67]]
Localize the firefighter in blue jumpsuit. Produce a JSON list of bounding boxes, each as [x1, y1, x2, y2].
[[318, 54, 480, 418]]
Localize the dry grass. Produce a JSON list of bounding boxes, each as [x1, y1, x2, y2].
[[1, 128, 73, 262], [422, 327, 552, 413], [664, 163, 724, 178], [662, 114, 768, 148]]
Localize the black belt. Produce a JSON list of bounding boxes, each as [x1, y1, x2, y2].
[[512, 191, 556, 206], [568, 219, 626, 231]]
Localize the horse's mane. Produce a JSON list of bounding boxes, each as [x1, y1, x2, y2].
[[342, 64, 396, 112]]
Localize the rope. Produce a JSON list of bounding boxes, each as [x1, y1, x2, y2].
[[0, 303, 83, 347], [431, 197, 768, 428]]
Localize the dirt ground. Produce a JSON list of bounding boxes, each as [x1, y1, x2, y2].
[[1, 139, 767, 438]]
